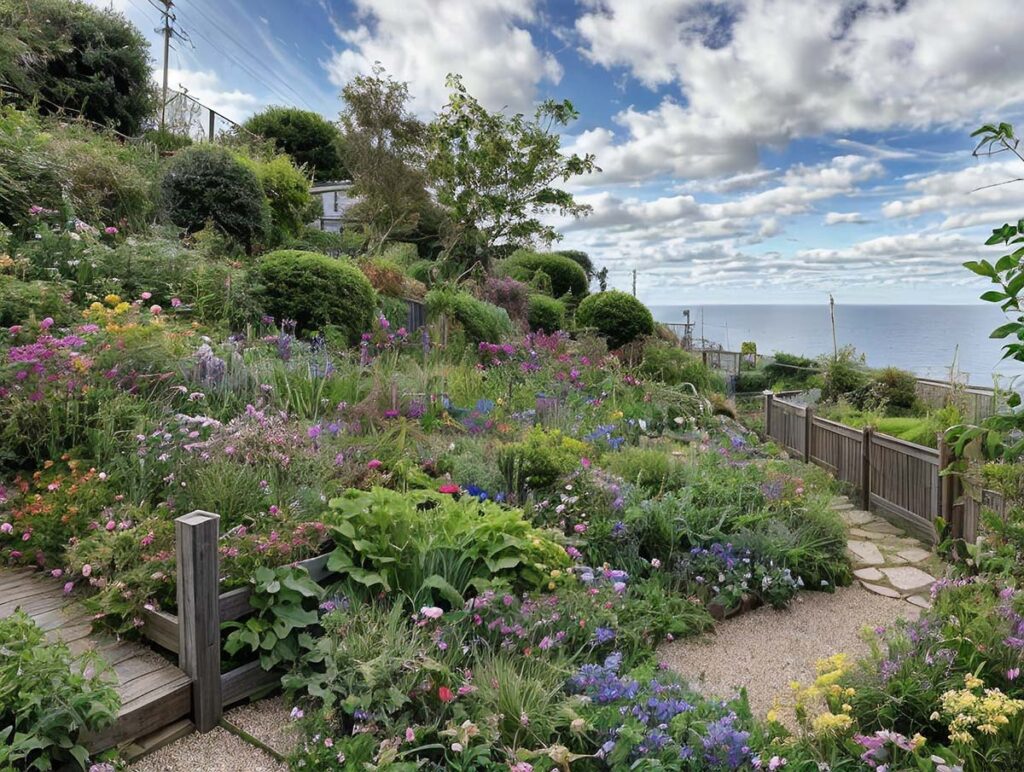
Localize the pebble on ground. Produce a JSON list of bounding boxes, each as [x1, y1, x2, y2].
[[128, 727, 286, 772], [659, 584, 919, 722]]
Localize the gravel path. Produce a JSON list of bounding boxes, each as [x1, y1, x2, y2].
[[226, 696, 299, 756], [129, 726, 287, 772], [659, 584, 920, 721]]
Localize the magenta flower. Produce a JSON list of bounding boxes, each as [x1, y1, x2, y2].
[[307, 425, 322, 440], [105, 226, 118, 235], [63, 581, 75, 594], [367, 459, 382, 470], [0, 522, 12, 534], [149, 304, 162, 315], [81, 564, 92, 577], [171, 297, 182, 308], [438, 483, 460, 495], [39, 317, 54, 330]]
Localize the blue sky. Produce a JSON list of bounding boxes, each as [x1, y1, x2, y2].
[[95, 0, 1024, 305]]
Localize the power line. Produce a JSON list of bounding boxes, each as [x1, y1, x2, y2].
[[173, 0, 319, 112]]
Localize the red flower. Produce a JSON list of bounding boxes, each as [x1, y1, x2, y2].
[[438, 686, 455, 703], [438, 483, 460, 495]]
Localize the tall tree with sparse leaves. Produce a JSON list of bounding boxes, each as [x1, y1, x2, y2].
[[427, 74, 598, 262], [339, 66, 430, 253]]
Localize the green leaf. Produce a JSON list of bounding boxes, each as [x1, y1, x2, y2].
[[990, 322, 1019, 339], [421, 574, 465, 606], [980, 290, 1009, 302], [964, 260, 997, 278]]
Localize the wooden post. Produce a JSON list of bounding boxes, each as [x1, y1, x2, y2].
[[938, 433, 957, 538], [860, 426, 872, 511], [176, 511, 222, 732], [764, 392, 774, 438], [804, 405, 814, 463]]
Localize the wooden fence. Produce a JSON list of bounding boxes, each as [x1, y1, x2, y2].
[[914, 378, 1007, 423], [139, 512, 336, 733], [764, 394, 1003, 544]]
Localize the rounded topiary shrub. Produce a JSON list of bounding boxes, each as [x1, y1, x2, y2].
[[425, 287, 513, 344], [161, 145, 269, 250], [575, 291, 654, 350], [257, 250, 376, 342], [503, 250, 589, 299], [526, 294, 565, 333]]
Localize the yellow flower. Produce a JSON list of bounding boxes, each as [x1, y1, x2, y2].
[[547, 581, 556, 590], [964, 673, 983, 690], [104, 294, 121, 306], [550, 569, 562, 578], [811, 712, 853, 734]]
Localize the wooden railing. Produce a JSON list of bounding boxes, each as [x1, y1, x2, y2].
[[764, 393, 1003, 544], [139, 512, 334, 732]]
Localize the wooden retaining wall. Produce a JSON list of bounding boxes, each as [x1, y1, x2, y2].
[[764, 393, 1002, 544], [138, 512, 336, 733]]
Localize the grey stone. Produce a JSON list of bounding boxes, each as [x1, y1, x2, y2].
[[853, 567, 885, 581], [897, 547, 932, 563], [848, 540, 885, 565], [906, 594, 933, 610], [866, 521, 906, 535], [841, 510, 876, 526], [881, 566, 936, 593], [861, 581, 902, 599]]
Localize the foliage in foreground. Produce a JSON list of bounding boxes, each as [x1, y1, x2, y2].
[[0, 611, 120, 771]]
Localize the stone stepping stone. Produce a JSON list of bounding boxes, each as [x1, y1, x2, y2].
[[841, 510, 875, 526], [848, 540, 885, 565], [906, 595, 933, 610], [896, 547, 932, 564], [881, 566, 936, 594], [831, 502, 854, 511], [861, 581, 902, 599], [849, 528, 889, 541], [853, 567, 884, 581], [865, 521, 905, 536]]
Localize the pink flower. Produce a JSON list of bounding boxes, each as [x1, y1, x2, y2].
[[324, 738, 333, 748], [105, 520, 116, 531], [104, 226, 118, 235], [51, 568, 63, 578], [581, 457, 591, 469], [63, 581, 75, 594], [367, 459, 382, 470], [405, 727, 415, 742], [149, 304, 162, 315], [141, 291, 152, 300], [8, 325, 22, 335], [40, 317, 54, 330], [438, 686, 455, 703], [0, 522, 12, 534], [438, 483, 460, 495], [171, 297, 182, 308], [290, 707, 304, 719], [81, 564, 92, 577], [420, 606, 443, 619], [1009, 668, 1020, 681]]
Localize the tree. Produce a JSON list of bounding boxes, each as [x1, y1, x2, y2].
[[339, 66, 430, 253], [427, 74, 598, 261], [243, 107, 347, 181], [557, 249, 595, 278], [0, 0, 156, 136]]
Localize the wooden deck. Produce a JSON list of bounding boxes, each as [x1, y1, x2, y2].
[[0, 567, 192, 752]]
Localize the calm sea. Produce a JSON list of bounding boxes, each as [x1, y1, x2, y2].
[[649, 304, 1024, 386]]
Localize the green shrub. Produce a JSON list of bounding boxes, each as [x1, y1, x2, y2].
[[503, 249, 589, 298], [257, 250, 376, 341], [497, 426, 587, 494], [526, 293, 566, 332], [639, 339, 721, 392], [143, 128, 192, 152], [575, 290, 654, 350], [320, 487, 569, 605], [764, 352, 818, 388], [424, 286, 512, 343], [736, 370, 769, 392], [242, 106, 347, 181], [0, 611, 120, 770], [820, 346, 870, 404], [604, 448, 684, 494], [161, 145, 269, 250], [238, 152, 315, 245], [380, 241, 418, 266], [283, 225, 364, 256], [867, 366, 919, 412], [1, 0, 157, 135], [407, 259, 436, 286], [0, 277, 76, 327], [557, 249, 594, 277]]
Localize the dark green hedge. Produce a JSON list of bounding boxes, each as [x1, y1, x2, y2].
[[575, 291, 654, 350], [257, 250, 376, 342], [503, 250, 588, 299]]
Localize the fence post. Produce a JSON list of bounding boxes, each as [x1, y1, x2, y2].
[[763, 391, 773, 438], [176, 511, 222, 732], [860, 426, 873, 511], [804, 405, 814, 463], [937, 434, 958, 538]]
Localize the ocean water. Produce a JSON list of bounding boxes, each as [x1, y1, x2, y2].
[[649, 304, 1024, 386]]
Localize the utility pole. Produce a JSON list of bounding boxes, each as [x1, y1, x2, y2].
[[158, 0, 174, 132], [829, 293, 838, 360], [631, 269, 637, 297]]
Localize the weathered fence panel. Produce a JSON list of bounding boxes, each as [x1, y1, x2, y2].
[[867, 433, 940, 542], [914, 378, 1006, 424], [809, 416, 863, 489], [766, 395, 806, 458]]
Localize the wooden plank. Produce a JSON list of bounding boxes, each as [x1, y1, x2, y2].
[[221, 661, 280, 707], [117, 665, 191, 707], [870, 493, 937, 544], [84, 676, 191, 752], [0, 591, 71, 618], [871, 432, 939, 463], [121, 719, 194, 764], [176, 511, 222, 732], [141, 608, 180, 654], [811, 415, 863, 441], [219, 586, 253, 623]]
